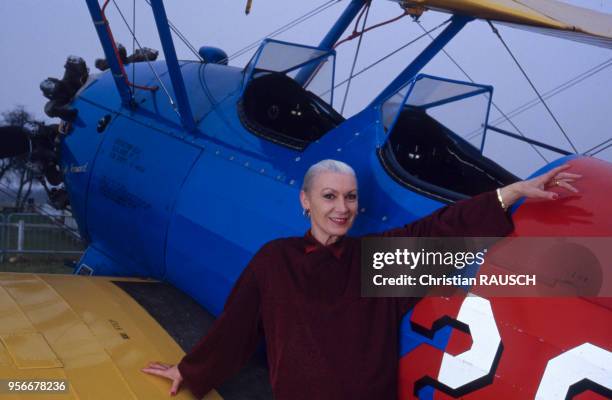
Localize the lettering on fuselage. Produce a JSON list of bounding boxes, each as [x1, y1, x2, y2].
[[109, 138, 145, 173], [63, 163, 88, 174], [99, 176, 151, 209]]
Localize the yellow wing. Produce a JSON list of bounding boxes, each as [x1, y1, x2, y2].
[[0, 272, 221, 399], [396, 0, 612, 48]]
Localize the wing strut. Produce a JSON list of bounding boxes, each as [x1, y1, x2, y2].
[[295, 0, 367, 85], [340, 2, 372, 114], [371, 14, 472, 106], [85, 0, 133, 106], [149, 0, 197, 132]]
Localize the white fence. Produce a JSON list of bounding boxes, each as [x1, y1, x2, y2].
[[0, 213, 84, 262]]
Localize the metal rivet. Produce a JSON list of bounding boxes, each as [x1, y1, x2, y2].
[[295, 157, 301, 162], [229, 156, 235, 161], [215, 150, 220, 155], [382, 216, 387, 221], [276, 175, 282, 180], [260, 168, 265, 173], [244, 162, 250, 167], [355, 132, 360, 136], [336, 148, 342, 152], [289, 179, 295, 185]]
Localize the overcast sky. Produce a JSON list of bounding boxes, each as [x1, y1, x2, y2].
[[0, 0, 610, 178]]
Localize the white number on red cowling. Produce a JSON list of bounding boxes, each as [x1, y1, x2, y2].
[[535, 343, 612, 399], [435, 296, 612, 398], [437, 295, 501, 391]]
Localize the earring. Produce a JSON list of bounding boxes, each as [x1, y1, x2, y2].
[[302, 208, 310, 217]]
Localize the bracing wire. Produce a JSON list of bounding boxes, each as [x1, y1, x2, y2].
[[107, 0, 342, 118], [488, 20, 579, 154], [415, 21, 548, 163], [226, 0, 340, 63], [321, 17, 451, 97], [101, 0, 134, 98], [141, 0, 338, 65], [132, 0, 136, 91], [485, 57, 612, 128], [111, 0, 180, 117], [465, 57, 612, 142], [333, 7, 409, 49], [301, 1, 403, 94], [341, 1, 371, 114], [589, 142, 612, 156], [584, 137, 612, 156], [142, 0, 203, 61]]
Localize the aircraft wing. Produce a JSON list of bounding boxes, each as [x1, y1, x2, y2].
[[0, 272, 222, 399], [396, 0, 612, 48]]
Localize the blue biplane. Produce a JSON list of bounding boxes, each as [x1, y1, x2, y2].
[[1, 0, 611, 398]]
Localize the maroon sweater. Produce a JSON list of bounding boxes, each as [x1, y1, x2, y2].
[[178, 190, 514, 399]]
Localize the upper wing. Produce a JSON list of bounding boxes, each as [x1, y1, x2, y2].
[[395, 0, 612, 48]]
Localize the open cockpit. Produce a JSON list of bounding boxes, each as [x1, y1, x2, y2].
[[379, 75, 519, 200], [238, 39, 343, 150]]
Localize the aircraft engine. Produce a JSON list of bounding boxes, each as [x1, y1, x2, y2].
[[40, 55, 89, 122]]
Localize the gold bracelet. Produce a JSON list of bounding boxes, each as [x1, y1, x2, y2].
[[496, 188, 508, 211]]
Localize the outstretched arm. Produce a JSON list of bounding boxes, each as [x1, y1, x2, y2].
[[142, 244, 273, 398], [386, 164, 580, 315], [381, 164, 580, 238], [380, 190, 513, 238]]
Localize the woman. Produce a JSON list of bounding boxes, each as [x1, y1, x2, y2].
[[143, 159, 580, 399]]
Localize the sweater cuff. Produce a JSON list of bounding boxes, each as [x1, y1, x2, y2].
[[178, 358, 210, 400]]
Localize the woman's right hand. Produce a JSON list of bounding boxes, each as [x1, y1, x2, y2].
[[141, 361, 184, 396]]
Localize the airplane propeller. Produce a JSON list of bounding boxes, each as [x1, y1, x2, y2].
[[0, 126, 29, 159], [0, 124, 62, 183]]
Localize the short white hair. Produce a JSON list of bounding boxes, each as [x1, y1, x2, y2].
[[302, 159, 356, 192]]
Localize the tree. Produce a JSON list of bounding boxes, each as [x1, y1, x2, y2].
[[0, 106, 44, 210]]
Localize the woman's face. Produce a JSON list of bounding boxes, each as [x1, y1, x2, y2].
[[300, 171, 358, 244]]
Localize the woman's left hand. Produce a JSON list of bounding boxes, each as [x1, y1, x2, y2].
[[499, 164, 582, 208]]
